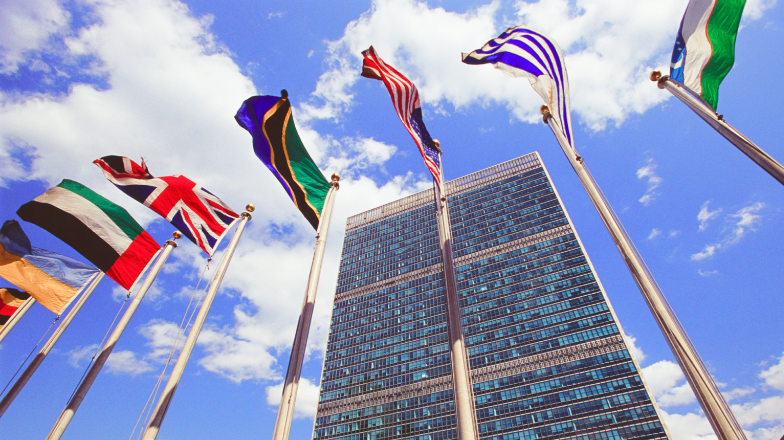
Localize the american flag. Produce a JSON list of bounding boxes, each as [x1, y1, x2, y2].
[[361, 46, 442, 192], [94, 156, 240, 256], [462, 26, 575, 151]]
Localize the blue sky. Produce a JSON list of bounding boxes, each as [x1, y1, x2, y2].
[[1, 0, 783, 439]]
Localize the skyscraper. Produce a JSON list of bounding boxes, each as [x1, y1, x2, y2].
[[313, 152, 669, 440]]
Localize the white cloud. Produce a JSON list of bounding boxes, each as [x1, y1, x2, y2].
[[265, 377, 321, 420], [759, 352, 784, 392], [67, 344, 100, 368], [642, 360, 697, 408], [724, 387, 756, 401], [636, 158, 662, 206], [0, 0, 69, 73], [691, 202, 764, 261], [659, 409, 718, 440], [648, 228, 662, 240], [624, 333, 646, 363], [698, 201, 722, 232], [698, 269, 719, 277], [105, 350, 153, 375]]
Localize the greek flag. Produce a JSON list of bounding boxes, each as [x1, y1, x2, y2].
[[463, 26, 574, 150]]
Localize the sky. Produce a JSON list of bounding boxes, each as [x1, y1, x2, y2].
[[0, 0, 783, 439]]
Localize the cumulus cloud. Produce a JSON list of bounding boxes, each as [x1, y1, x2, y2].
[[266, 377, 321, 420], [642, 360, 697, 408], [648, 228, 662, 240], [759, 353, 784, 392], [66, 344, 152, 376], [624, 333, 646, 363], [0, 0, 69, 73]]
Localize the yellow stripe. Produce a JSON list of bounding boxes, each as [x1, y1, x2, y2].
[[261, 100, 299, 208], [279, 105, 321, 220], [0, 244, 78, 315]]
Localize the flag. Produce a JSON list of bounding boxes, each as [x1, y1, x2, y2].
[[360, 46, 442, 192], [17, 180, 160, 291], [94, 156, 240, 255], [1, 288, 30, 329], [463, 26, 574, 150], [1, 220, 99, 314], [235, 93, 331, 230], [669, 0, 746, 111]]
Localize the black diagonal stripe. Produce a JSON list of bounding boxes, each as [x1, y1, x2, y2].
[[0, 315, 10, 325], [1, 288, 30, 301], [17, 201, 120, 272], [101, 156, 126, 173], [262, 99, 320, 229]]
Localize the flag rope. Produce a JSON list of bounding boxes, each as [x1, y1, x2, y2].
[[128, 258, 213, 440], [0, 316, 59, 396], [63, 292, 130, 406]]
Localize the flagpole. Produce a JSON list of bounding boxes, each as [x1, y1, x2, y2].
[[271, 174, 340, 440], [541, 106, 746, 440], [46, 233, 180, 440], [141, 205, 254, 440], [0, 272, 104, 418], [0, 297, 36, 344], [433, 142, 479, 440], [651, 70, 784, 186]]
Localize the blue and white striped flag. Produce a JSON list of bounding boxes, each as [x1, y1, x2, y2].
[[463, 26, 574, 150]]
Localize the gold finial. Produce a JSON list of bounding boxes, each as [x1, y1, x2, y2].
[[650, 70, 662, 82], [172, 230, 182, 240], [540, 105, 550, 115], [433, 139, 442, 154], [331, 173, 340, 182], [245, 203, 255, 213]]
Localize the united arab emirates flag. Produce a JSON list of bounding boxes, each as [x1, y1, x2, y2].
[[17, 180, 161, 290], [235, 93, 332, 230]]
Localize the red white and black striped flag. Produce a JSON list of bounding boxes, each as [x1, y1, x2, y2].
[[361, 46, 442, 192]]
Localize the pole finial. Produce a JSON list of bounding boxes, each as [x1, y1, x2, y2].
[[281, 89, 288, 99], [172, 231, 182, 240], [433, 139, 442, 154], [245, 203, 255, 213], [540, 105, 552, 123], [650, 70, 662, 82], [331, 173, 340, 182]]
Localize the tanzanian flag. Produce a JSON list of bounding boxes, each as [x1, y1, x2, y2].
[[670, 0, 746, 110], [235, 92, 331, 230], [0, 220, 99, 314], [17, 180, 160, 291]]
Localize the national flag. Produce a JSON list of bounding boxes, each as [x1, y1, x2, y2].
[[1, 220, 99, 314], [360, 46, 442, 192], [17, 180, 161, 291], [235, 93, 331, 230], [463, 26, 574, 151], [94, 156, 240, 255], [669, 0, 746, 110], [1, 288, 30, 329]]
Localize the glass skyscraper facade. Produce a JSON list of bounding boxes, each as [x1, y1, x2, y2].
[[313, 153, 669, 440]]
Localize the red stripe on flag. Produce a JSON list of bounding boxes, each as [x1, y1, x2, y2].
[[0, 303, 18, 317], [106, 232, 160, 290]]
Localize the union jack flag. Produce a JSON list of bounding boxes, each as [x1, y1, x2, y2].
[[361, 46, 442, 193], [94, 156, 240, 256]]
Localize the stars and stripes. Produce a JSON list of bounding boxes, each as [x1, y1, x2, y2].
[[463, 26, 575, 151], [94, 156, 239, 256], [361, 46, 442, 192]]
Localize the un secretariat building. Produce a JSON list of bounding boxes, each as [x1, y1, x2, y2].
[[312, 153, 670, 440]]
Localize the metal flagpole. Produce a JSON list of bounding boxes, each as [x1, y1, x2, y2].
[[432, 141, 479, 440], [0, 297, 36, 344], [141, 205, 254, 440], [651, 70, 784, 186], [0, 272, 104, 418], [541, 105, 746, 440], [46, 233, 180, 440], [271, 174, 340, 440]]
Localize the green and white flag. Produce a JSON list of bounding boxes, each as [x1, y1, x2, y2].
[[17, 180, 161, 290], [670, 0, 746, 110]]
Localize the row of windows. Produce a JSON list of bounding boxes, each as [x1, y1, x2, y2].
[[333, 275, 442, 315], [465, 304, 610, 347], [319, 365, 452, 403], [324, 336, 448, 372], [314, 403, 455, 438], [463, 290, 604, 336], [329, 311, 447, 358], [327, 321, 448, 361], [450, 190, 559, 241], [471, 324, 620, 369], [460, 273, 596, 313], [315, 390, 454, 428], [321, 353, 452, 393], [473, 351, 631, 394], [454, 217, 570, 257], [475, 362, 637, 407], [455, 238, 581, 281]]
